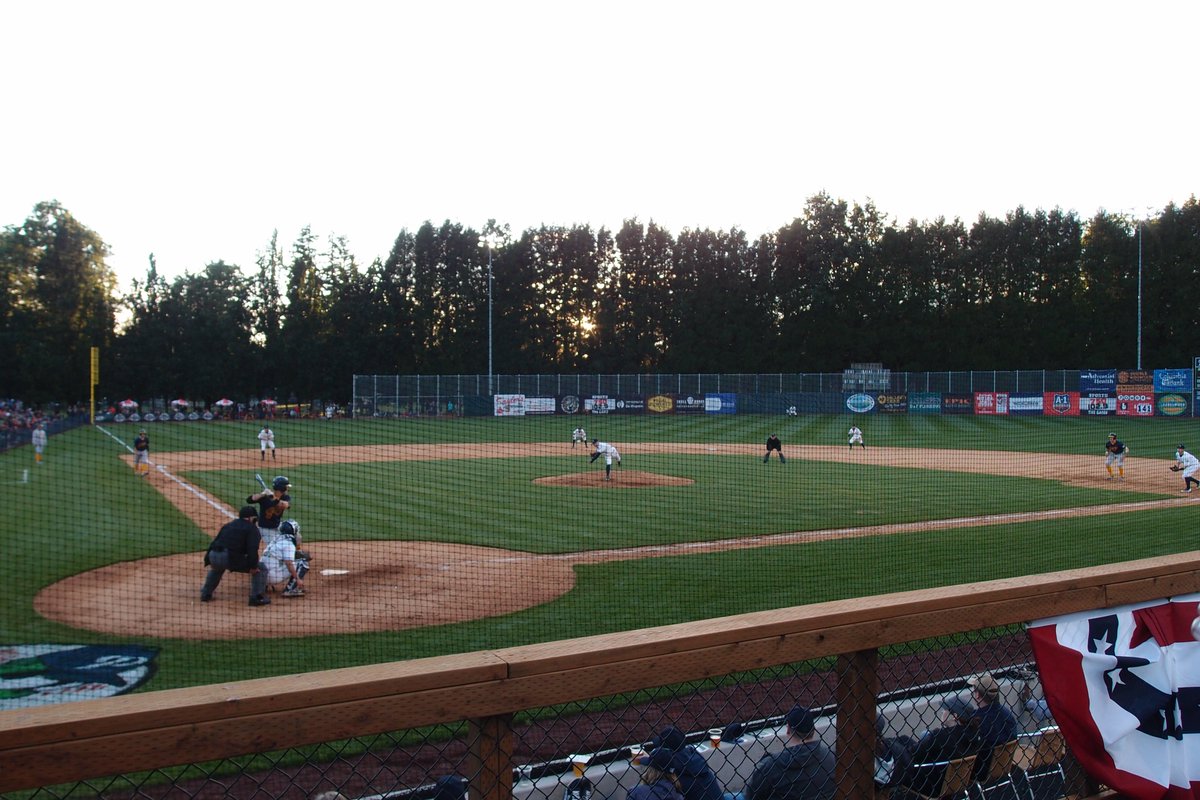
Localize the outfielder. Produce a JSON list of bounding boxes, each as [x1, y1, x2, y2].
[[1172, 444, 1200, 493], [31, 423, 47, 464], [571, 426, 588, 448], [1104, 433, 1128, 480], [848, 425, 865, 449], [258, 425, 276, 460], [589, 438, 621, 480], [262, 519, 309, 597]]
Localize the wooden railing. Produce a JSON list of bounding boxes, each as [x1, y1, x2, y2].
[[5, 552, 1195, 797]]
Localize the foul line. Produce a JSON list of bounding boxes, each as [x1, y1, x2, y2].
[[95, 425, 235, 520]]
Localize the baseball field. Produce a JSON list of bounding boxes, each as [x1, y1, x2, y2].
[[2, 413, 1195, 694]]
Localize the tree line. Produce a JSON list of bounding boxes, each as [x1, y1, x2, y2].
[[2, 195, 1198, 404]]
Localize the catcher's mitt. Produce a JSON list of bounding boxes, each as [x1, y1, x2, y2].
[[1170, 465, 1182, 472], [295, 549, 312, 562]]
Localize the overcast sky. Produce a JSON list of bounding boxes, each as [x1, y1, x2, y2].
[[4, 1, 1196, 289]]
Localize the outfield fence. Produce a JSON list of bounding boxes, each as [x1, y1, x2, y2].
[[4, 552, 1184, 799]]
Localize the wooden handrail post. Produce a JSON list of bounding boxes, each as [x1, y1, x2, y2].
[[467, 714, 514, 800], [835, 648, 879, 800]]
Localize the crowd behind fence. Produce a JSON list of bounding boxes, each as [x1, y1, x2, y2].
[[4, 551, 1181, 799]]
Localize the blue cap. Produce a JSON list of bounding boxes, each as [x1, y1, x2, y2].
[[785, 706, 815, 735]]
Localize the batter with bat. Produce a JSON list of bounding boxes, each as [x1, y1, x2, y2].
[[1171, 445, 1200, 493], [248, 474, 292, 546]]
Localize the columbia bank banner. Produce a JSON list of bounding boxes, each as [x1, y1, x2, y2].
[[1029, 596, 1200, 799]]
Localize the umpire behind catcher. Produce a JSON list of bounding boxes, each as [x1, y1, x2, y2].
[[200, 505, 271, 606]]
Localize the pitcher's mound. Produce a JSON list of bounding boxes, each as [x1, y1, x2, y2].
[[535, 471, 694, 488]]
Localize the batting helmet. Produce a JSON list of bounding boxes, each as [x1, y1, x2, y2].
[[280, 519, 300, 541], [272, 475, 290, 491]]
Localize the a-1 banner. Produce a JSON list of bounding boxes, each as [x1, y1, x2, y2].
[[1028, 595, 1200, 798]]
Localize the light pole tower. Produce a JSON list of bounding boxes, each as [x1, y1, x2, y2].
[[480, 233, 499, 396]]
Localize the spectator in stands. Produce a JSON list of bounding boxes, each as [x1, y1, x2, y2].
[[630, 748, 685, 800], [874, 714, 913, 791], [646, 726, 723, 800], [894, 695, 980, 797], [967, 673, 1019, 747], [742, 706, 835, 800], [430, 775, 467, 800]]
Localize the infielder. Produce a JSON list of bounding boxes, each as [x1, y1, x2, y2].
[[31, 423, 47, 464], [572, 426, 588, 448], [133, 429, 151, 476], [1104, 433, 1128, 480], [258, 425, 276, 460], [589, 438, 621, 480], [848, 425, 865, 449], [764, 433, 786, 463], [1172, 444, 1200, 493]]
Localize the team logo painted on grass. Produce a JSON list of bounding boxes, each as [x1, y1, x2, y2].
[[0, 644, 158, 709]]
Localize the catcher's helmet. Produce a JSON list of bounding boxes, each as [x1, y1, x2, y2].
[[272, 475, 290, 491], [280, 519, 300, 541]]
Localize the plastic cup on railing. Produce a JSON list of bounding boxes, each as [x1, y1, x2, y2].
[[628, 744, 644, 762], [571, 754, 590, 777], [708, 728, 722, 749]]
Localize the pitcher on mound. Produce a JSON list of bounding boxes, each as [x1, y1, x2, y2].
[[590, 439, 622, 481]]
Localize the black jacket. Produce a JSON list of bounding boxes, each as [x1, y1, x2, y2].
[[896, 724, 980, 796], [206, 518, 261, 572], [745, 740, 835, 800]]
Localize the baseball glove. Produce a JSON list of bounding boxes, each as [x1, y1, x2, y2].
[[1170, 465, 1182, 472]]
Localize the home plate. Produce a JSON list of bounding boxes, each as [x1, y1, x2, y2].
[[320, 569, 350, 576]]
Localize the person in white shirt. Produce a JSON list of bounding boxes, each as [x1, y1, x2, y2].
[[1173, 444, 1200, 493], [572, 426, 588, 448], [848, 426, 865, 449], [31, 423, 47, 464], [262, 520, 308, 597], [589, 439, 622, 480], [258, 425, 276, 461]]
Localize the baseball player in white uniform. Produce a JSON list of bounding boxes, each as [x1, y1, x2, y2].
[[258, 425, 276, 460], [589, 439, 622, 480], [1174, 444, 1200, 492], [572, 426, 588, 448], [31, 423, 47, 464], [848, 426, 865, 449]]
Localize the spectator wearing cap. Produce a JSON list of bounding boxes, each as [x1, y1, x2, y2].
[[873, 714, 913, 790], [967, 673, 1019, 748], [645, 727, 723, 800], [429, 775, 467, 800], [742, 706, 834, 800], [894, 695, 981, 796], [629, 748, 685, 800]]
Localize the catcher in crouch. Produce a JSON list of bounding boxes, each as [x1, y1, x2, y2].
[[1172, 444, 1200, 493], [589, 439, 622, 480], [261, 519, 311, 596]]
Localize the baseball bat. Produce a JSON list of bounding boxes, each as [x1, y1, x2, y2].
[[255, 473, 269, 492]]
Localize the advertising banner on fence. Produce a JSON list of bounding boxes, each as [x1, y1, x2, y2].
[[974, 392, 1009, 415], [1008, 394, 1045, 415], [1116, 389, 1156, 417], [1117, 368, 1154, 386], [1157, 393, 1191, 417], [705, 393, 737, 414], [494, 394, 526, 416], [909, 392, 941, 413], [844, 393, 876, 414], [524, 397, 557, 415], [1043, 392, 1080, 416], [875, 393, 908, 413], [1080, 369, 1117, 393], [585, 396, 612, 414], [943, 394, 973, 414], [1155, 368, 1194, 394], [645, 395, 675, 414], [1081, 393, 1115, 415], [612, 397, 646, 414], [675, 395, 706, 414], [558, 395, 582, 415]]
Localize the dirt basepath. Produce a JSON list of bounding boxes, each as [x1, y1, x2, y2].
[[35, 444, 1186, 640]]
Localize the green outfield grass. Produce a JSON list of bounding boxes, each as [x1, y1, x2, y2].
[[0, 414, 1193, 692]]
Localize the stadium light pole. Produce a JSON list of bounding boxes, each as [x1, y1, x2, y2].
[[480, 233, 500, 396]]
